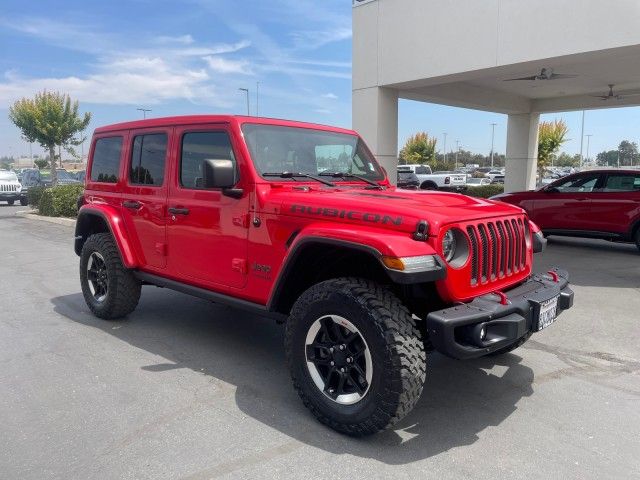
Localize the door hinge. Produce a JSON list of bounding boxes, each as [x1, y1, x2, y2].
[[231, 258, 248, 274], [232, 213, 250, 228]]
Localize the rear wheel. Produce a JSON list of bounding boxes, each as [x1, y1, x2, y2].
[[80, 233, 141, 320], [421, 181, 438, 190], [285, 277, 426, 436]]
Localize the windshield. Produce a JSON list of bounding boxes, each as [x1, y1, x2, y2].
[[468, 178, 482, 184], [56, 170, 74, 180], [242, 124, 384, 181], [0, 171, 18, 182]]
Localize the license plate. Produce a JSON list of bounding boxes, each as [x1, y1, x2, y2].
[[536, 296, 559, 331]]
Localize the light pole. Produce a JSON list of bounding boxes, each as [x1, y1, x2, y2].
[[239, 88, 250, 115], [585, 134, 593, 164], [490, 123, 497, 168], [137, 108, 151, 119], [455, 140, 460, 169], [579, 110, 585, 167], [256, 82, 260, 117], [442, 133, 448, 164]]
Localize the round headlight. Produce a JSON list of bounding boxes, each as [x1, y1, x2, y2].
[[442, 229, 456, 262]]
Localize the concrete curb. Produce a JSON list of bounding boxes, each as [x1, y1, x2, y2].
[[15, 210, 76, 227]]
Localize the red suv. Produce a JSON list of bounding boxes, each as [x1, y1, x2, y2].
[[493, 169, 640, 251], [74, 115, 573, 435]]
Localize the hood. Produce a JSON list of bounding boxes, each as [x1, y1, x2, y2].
[[256, 184, 526, 235]]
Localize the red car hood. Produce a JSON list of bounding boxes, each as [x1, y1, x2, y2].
[[256, 184, 526, 235]]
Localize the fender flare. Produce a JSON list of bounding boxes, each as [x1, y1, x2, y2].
[[266, 224, 443, 312], [75, 205, 138, 268]]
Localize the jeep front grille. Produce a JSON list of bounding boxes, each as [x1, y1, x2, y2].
[[1, 184, 17, 192], [466, 218, 527, 285]]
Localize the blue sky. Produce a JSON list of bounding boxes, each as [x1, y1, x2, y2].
[[1, 0, 639, 160]]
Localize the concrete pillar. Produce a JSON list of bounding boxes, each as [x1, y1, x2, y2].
[[505, 113, 539, 192], [352, 87, 399, 184]]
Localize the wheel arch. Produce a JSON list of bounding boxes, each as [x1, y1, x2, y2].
[[75, 206, 138, 268], [420, 180, 438, 190]]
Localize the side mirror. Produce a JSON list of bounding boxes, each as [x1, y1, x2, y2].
[[203, 159, 236, 189], [545, 186, 559, 193]]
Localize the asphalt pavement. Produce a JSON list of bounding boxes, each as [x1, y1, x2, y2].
[[1, 203, 639, 479]]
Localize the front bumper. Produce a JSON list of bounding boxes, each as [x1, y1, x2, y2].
[[426, 268, 573, 359], [0, 191, 21, 200]]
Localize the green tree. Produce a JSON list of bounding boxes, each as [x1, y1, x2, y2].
[[34, 158, 49, 170], [596, 150, 618, 167], [618, 140, 638, 166], [399, 132, 437, 164], [9, 91, 91, 185], [555, 152, 580, 167], [537, 120, 568, 180]]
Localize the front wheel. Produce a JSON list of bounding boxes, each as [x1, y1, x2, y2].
[[20, 197, 28, 206], [635, 229, 640, 253], [7, 199, 14, 205], [80, 233, 141, 320], [285, 277, 426, 436]]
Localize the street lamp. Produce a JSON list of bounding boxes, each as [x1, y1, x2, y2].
[[579, 110, 585, 167], [490, 123, 497, 168], [442, 133, 448, 163], [256, 82, 260, 117], [455, 140, 460, 169], [137, 108, 151, 119], [585, 134, 593, 164], [238, 88, 250, 115]]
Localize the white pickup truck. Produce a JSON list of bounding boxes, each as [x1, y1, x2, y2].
[[397, 164, 467, 191]]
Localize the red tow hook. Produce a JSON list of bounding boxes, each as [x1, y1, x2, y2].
[[547, 270, 560, 283], [494, 291, 510, 306]]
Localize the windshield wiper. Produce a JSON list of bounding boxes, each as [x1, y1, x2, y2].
[[319, 172, 384, 189], [262, 172, 336, 187]]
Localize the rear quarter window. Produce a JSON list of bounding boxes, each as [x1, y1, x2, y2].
[[90, 137, 123, 183]]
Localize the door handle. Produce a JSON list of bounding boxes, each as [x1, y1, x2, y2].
[[122, 200, 141, 209], [168, 207, 190, 215]]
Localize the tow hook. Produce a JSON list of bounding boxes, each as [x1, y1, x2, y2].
[[493, 291, 510, 305]]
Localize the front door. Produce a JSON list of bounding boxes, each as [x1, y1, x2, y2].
[[166, 125, 250, 289], [120, 129, 171, 269]]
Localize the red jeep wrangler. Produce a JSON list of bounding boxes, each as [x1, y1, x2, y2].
[[75, 115, 573, 435]]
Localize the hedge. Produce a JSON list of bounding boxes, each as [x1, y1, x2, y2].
[[38, 184, 84, 217], [464, 184, 504, 199], [27, 186, 46, 208]]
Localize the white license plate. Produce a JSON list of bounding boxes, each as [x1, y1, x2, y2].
[[536, 296, 559, 331]]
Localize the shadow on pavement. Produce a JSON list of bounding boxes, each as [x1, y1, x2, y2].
[[52, 287, 534, 464]]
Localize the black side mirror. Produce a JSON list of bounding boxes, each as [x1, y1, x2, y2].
[[545, 186, 559, 193], [202, 159, 243, 198], [203, 159, 236, 189]]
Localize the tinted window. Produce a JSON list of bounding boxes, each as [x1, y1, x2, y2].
[[415, 165, 430, 175], [603, 174, 640, 192], [553, 174, 600, 192], [91, 137, 122, 183], [181, 132, 236, 189], [129, 133, 167, 186]]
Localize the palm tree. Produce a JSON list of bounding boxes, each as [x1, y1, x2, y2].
[[537, 120, 569, 183]]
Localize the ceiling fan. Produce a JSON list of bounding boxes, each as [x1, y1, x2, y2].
[[504, 68, 578, 81], [591, 84, 640, 101]]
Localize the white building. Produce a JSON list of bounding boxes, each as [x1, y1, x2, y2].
[[352, 0, 640, 191]]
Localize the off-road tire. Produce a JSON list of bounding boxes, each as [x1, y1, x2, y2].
[[488, 331, 533, 356], [421, 181, 438, 191], [80, 233, 141, 320], [20, 197, 28, 206], [7, 199, 14, 205], [285, 277, 426, 436]]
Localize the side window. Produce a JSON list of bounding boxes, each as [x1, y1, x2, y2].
[[554, 174, 599, 192], [129, 133, 167, 186], [415, 165, 429, 175], [180, 131, 236, 189], [90, 137, 123, 183], [602, 175, 640, 192]]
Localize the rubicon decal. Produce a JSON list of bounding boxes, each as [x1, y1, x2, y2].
[[290, 204, 402, 225]]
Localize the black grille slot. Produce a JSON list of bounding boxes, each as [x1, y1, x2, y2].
[[478, 224, 489, 282], [467, 226, 478, 285], [487, 223, 498, 280]]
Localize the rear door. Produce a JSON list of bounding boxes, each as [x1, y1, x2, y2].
[[120, 128, 171, 269], [531, 172, 603, 230], [588, 173, 640, 235], [166, 124, 250, 289]]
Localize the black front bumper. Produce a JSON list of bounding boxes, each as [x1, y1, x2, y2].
[[426, 269, 573, 359]]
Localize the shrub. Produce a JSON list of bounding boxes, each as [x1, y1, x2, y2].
[[27, 186, 46, 208], [38, 184, 84, 217], [465, 184, 504, 199]]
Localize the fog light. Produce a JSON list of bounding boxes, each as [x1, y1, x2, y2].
[[480, 327, 486, 340]]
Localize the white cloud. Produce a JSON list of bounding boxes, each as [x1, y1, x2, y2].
[[290, 28, 352, 50], [203, 56, 253, 75], [322, 93, 338, 99], [314, 108, 331, 114], [155, 34, 194, 45]]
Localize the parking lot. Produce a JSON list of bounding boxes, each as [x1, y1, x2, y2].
[[1, 204, 639, 480]]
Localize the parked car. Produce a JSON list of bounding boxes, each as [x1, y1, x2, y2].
[[74, 170, 86, 183], [396, 170, 419, 189], [0, 170, 25, 205], [75, 115, 573, 436], [466, 177, 492, 188], [486, 170, 505, 184], [492, 169, 640, 251], [397, 164, 467, 191]]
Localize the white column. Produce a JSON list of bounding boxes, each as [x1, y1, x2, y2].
[[352, 87, 399, 184], [505, 113, 539, 192]]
